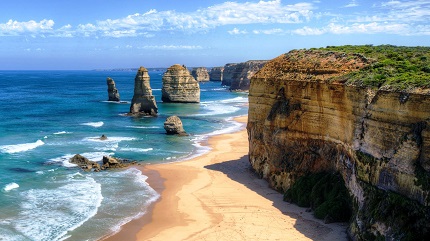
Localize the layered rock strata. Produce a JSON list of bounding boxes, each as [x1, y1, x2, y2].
[[209, 67, 224, 81], [222, 60, 268, 91], [162, 64, 200, 103], [129, 67, 158, 116], [247, 49, 430, 240], [107, 77, 120, 101], [191, 67, 210, 82], [164, 116, 188, 136]]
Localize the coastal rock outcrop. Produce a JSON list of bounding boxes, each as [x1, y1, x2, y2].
[[69, 154, 101, 172], [107, 77, 120, 101], [129, 67, 158, 116], [162, 64, 200, 103], [191, 67, 210, 82], [222, 60, 267, 91], [69, 154, 137, 171], [164, 116, 187, 136], [247, 47, 430, 240], [209, 67, 224, 81]]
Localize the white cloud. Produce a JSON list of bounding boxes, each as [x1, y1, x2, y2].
[[139, 45, 203, 50], [228, 28, 248, 35], [0, 19, 54, 36], [252, 28, 285, 34], [344, 0, 359, 8]]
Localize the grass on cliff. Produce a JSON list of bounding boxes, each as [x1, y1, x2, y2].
[[313, 45, 430, 90], [283, 172, 352, 222]]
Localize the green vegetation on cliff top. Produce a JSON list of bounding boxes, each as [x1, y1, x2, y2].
[[313, 45, 430, 90]]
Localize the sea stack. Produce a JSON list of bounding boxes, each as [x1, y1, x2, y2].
[[107, 77, 120, 101], [162, 64, 200, 103], [191, 67, 210, 82], [164, 116, 188, 136], [209, 67, 224, 81], [129, 67, 158, 116]]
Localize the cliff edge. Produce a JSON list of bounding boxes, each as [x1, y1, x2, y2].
[[247, 45, 430, 240]]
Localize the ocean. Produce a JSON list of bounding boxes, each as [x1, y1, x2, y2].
[[0, 70, 248, 241]]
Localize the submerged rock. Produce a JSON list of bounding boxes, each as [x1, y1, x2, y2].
[[162, 64, 200, 103], [129, 67, 158, 116], [191, 67, 210, 82], [107, 77, 120, 101], [164, 116, 188, 136]]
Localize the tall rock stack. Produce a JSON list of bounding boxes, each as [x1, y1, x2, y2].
[[162, 64, 200, 103], [191, 67, 210, 82], [106, 77, 120, 101], [222, 60, 268, 91], [209, 67, 224, 81], [129, 67, 158, 116]]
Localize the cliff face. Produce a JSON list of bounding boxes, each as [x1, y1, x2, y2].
[[247, 49, 430, 240], [162, 64, 200, 103], [209, 67, 223, 81], [129, 67, 158, 116], [222, 60, 267, 91], [191, 67, 210, 82], [106, 77, 120, 101]]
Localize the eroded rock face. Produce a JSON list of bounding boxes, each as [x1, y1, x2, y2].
[[191, 67, 210, 82], [209, 67, 224, 81], [107, 77, 120, 101], [247, 49, 430, 240], [129, 67, 158, 116], [164, 116, 187, 136], [162, 64, 200, 103], [69, 154, 137, 171], [222, 60, 268, 91], [69, 154, 101, 172]]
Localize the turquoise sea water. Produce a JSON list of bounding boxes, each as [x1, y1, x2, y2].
[[0, 70, 248, 241]]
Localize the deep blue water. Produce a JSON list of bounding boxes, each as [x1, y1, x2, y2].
[[0, 70, 248, 241]]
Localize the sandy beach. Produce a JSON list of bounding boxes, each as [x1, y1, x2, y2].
[[104, 116, 348, 241]]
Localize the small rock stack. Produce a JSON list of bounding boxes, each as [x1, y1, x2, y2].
[[107, 77, 120, 101]]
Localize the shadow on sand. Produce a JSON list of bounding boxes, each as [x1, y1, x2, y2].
[[204, 154, 348, 241]]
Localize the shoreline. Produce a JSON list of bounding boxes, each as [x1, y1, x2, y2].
[[103, 116, 348, 240]]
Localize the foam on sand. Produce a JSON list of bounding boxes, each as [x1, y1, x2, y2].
[[0, 140, 45, 154]]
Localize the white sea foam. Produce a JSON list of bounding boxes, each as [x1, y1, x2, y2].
[[220, 96, 248, 103], [0, 140, 45, 154], [81, 121, 104, 128], [83, 136, 135, 143], [3, 182, 19, 192], [120, 147, 153, 153], [53, 131, 72, 135], [125, 126, 160, 129], [195, 103, 240, 116], [14, 174, 103, 241]]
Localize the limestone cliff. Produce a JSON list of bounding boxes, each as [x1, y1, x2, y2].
[[129, 67, 158, 116], [247, 47, 430, 240], [191, 67, 210, 82], [106, 77, 120, 101], [209, 67, 224, 81], [162, 64, 200, 103], [222, 60, 267, 91]]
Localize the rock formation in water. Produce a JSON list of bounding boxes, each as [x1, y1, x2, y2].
[[129, 67, 158, 116], [164, 116, 188, 136], [69, 154, 137, 171], [222, 60, 267, 91], [209, 67, 224, 81], [107, 77, 120, 101], [247, 46, 430, 240], [191, 67, 210, 82], [162, 64, 200, 103]]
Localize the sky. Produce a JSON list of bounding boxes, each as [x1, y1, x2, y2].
[[0, 0, 429, 70]]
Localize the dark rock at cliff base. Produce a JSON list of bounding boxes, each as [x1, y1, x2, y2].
[[69, 154, 101, 172], [129, 67, 158, 116], [222, 60, 267, 91], [107, 77, 120, 101], [164, 116, 188, 136], [191, 67, 210, 82], [209, 67, 224, 81], [162, 64, 200, 103]]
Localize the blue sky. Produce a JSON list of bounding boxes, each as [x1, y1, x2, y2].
[[0, 0, 429, 70]]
